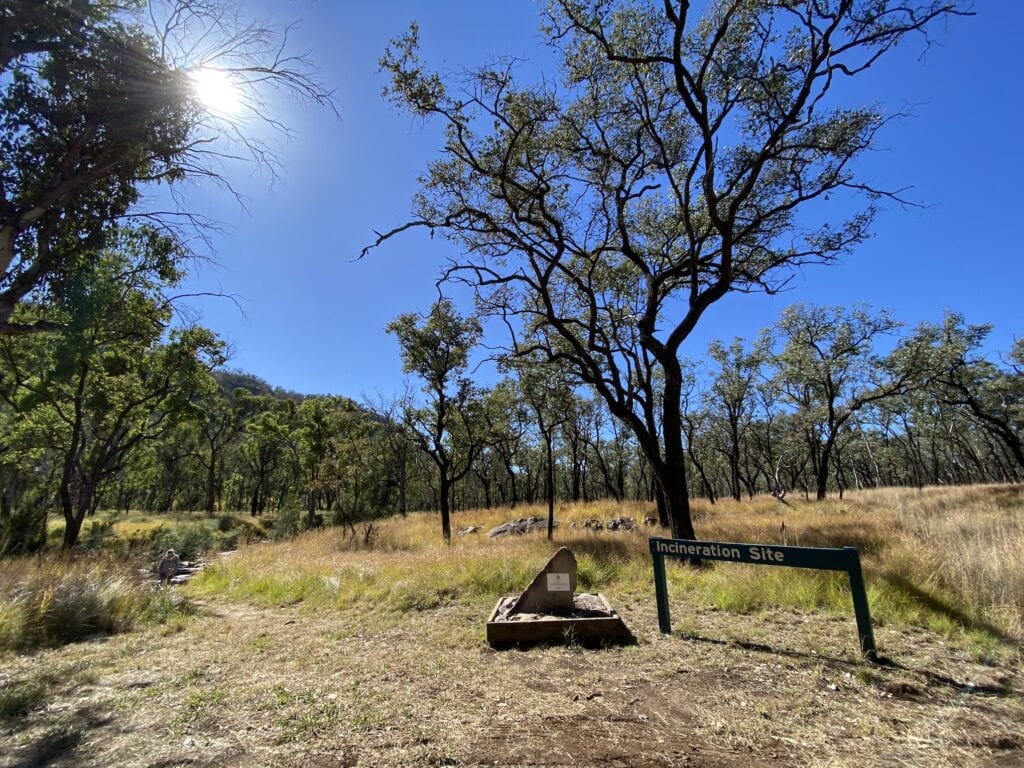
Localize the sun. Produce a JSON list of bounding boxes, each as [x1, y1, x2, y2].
[[190, 66, 242, 114]]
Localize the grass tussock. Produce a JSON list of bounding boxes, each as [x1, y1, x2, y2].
[[0, 678, 47, 717], [187, 486, 1024, 647], [0, 556, 194, 653]]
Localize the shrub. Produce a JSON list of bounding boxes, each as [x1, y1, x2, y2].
[[271, 508, 301, 541], [0, 505, 48, 556], [156, 523, 216, 560], [82, 519, 116, 550]]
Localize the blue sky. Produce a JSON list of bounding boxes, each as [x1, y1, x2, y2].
[[171, 1, 1023, 399]]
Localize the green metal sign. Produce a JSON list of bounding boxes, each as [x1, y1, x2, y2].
[[649, 537, 877, 659]]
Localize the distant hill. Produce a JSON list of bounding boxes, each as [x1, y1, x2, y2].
[[212, 370, 378, 421], [214, 370, 307, 402]]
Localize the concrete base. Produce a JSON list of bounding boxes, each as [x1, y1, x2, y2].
[[486, 593, 635, 648]]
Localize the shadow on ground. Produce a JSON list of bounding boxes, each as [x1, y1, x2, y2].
[[677, 631, 1018, 700], [881, 572, 1019, 646]]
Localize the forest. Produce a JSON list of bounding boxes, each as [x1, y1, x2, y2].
[[2, 288, 1019, 554], [2, 0, 1014, 556]]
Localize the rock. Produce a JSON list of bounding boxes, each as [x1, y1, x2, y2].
[[457, 526, 480, 535], [508, 548, 577, 614], [158, 560, 205, 585], [606, 517, 636, 531], [487, 517, 555, 537], [644, 514, 658, 526]]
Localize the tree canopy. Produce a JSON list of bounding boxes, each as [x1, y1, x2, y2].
[[0, 0, 336, 334], [368, 0, 968, 537]]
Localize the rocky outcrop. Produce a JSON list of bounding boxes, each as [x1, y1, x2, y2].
[[487, 517, 556, 537]]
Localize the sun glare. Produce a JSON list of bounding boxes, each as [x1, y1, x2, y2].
[[190, 67, 241, 114]]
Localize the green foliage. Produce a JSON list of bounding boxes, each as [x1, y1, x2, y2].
[[0, 0, 335, 333], [387, 299, 481, 393], [156, 523, 216, 560], [271, 508, 302, 541], [0, 504, 47, 556], [82, 519, 117, 551], [0, 241, 225, 549], [372, 0, 965, 537], [386, 299, 487, 540]]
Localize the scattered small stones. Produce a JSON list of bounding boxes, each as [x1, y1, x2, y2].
[[168, 561, 204, 585], [143, 560, 205, 585], [606, 517, 636, 531], [577, 516, 637, 532], [487, 517, 554, 537]]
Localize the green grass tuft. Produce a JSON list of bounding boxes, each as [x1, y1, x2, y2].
[[0, 679, 47, 717]]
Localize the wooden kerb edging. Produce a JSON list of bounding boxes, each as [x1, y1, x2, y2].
[[649, 537, 877, 660]]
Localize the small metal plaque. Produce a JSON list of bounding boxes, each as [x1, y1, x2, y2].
[[547, 573, 571, 592]]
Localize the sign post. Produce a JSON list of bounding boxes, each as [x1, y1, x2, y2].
[[649, 537, 877, 660]]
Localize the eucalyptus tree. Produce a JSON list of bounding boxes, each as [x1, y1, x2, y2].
[[369, 0, 965, 537], [368, 392, 419, 516], [771, 304, 910, 500], [0, 0, 336, 333], [314, 398, 392, 533], [292, 396, 337, 524], [511, 358, 576, 540], [750, 370, 785, 499], [679, 365, 718, 503], [705, 337, 766, 501], [387, 299, 486, 542], [895, 313, 1024, 479], [240, 397, 292, 517], [483, 379, 531, 508], [195, 383, 252, 515], [0, 231, 224, 548], [559, 392, 593, 503], [580, 395, 632, 503]]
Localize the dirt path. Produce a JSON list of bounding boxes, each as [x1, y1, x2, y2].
[[1, 595, 1020, 767]]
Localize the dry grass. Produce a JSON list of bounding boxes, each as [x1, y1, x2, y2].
[[0, 556, 193, 652], [189, 486, 1024, 646], [1, 486, 1022, 767], [0, 584, 1020, 767]]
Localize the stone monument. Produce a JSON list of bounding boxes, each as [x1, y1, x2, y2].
[[486, 547, 634, 647]]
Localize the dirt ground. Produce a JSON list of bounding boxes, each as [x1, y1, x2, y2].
[[1, 594, 1021, 768]]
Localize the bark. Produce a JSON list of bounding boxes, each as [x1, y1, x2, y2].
[[439, 469, 452, 543], [544, 430, 555, 541], [205, 450, 217, 515]]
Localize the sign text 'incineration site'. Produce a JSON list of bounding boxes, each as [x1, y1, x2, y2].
[[653, 539, 785, 563]]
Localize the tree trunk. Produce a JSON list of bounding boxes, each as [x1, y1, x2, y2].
[[816, 436, 836, 501], [658, 366, 696, 539], [544, 431, 555, 542], [205, 451, 217, 516], [439, 470, 452, 543], [62, 479, 97, 551], [728, 419, 742, 502]]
